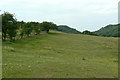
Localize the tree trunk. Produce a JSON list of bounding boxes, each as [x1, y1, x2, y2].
[[47, 29, 49, 33], [3, 33, 6, 41]]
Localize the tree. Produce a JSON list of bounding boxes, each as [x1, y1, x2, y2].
[[30, 22, 41, 35], [50, 23, 57, 30], [2, 12, 18, 41], [82, 30, 91, 35], [17, 21, 25, 39], [34, 25, 41, 35], [82, 30, 96, 36], [7, 23, 17, 41], [24, 22, 33, 37], [40, 21, 57, 33], [2, 12, 9, 41]]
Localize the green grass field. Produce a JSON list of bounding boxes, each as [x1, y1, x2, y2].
[[2, 31, 118, 78]]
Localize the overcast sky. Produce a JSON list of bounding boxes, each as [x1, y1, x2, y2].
[[0, 0, 119, 31]]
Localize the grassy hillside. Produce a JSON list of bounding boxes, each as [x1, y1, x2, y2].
[[2, 31, 118, 78], [56, 25, 81, 34], [94, 24, 120, 37]]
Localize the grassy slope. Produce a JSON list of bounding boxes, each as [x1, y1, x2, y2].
[[2, 31, 118, 78]]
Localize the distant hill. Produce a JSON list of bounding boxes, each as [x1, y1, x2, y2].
[[94, 24, 120, 37], [56, 25, 81, 34]]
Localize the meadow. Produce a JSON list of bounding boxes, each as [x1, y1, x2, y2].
[[2, 31, 118, 78]]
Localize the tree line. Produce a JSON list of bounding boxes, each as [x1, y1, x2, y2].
[[81, 30, 97, 36], [1, 12, 100, 41], [1, 12, 57, 41]]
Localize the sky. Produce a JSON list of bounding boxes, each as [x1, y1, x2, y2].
[[0, 0, 119, 32]]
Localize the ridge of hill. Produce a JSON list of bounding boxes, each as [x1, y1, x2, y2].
[[56, 25, 81, 34], [94, 24, 120, 37]]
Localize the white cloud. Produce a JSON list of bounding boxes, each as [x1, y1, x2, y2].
[[0, 0, 119, 14], [0, 0, 119, 31]]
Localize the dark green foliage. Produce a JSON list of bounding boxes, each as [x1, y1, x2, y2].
[[1, 13, 59, 41], [50, 23, 57, 30], [2, 12, 18, 41], [1, 12, 58, 41], [7, 23, 17, 41], [94, 24, 120, 37], [82, 30, 91, 35], [56, 25, 81, 34], [24, 22, 33, 37], [40, 21, 57, 33], [40, 22, 50, 33], [2, 12, 10, 41], [82, 30, 96, 36], [30, 22, 41, 35], [17, 21, 25, 39], [34, 25, 41, 35]]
